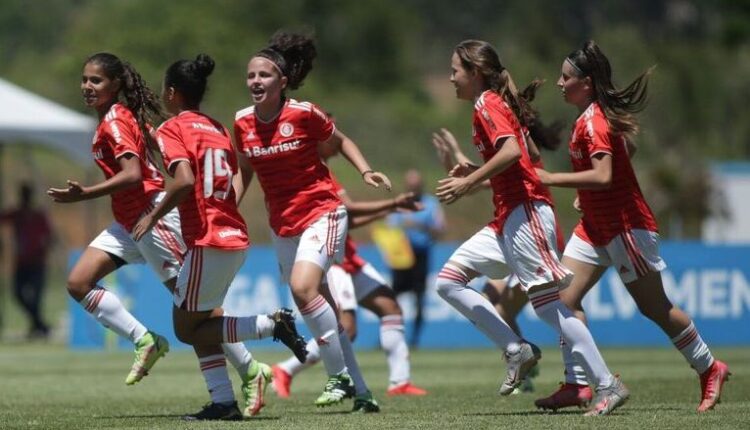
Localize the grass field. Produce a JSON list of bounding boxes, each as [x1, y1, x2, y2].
[[0, 344, 747, 430]]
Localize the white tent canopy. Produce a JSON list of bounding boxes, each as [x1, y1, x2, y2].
[[0, 77, 95, 164]]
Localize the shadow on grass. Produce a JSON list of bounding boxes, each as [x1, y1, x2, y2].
[[99, 414, 281, 421], [465, 410, 623, 417]]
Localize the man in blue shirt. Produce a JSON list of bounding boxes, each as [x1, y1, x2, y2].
[[387, 169, 445, 347]]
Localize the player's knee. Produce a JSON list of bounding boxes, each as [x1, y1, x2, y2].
[[435, 275, 457, 298], [173, 324, 195, 344], [66, 275, 91, 301]]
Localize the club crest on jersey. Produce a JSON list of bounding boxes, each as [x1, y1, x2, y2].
[[279, 122, 294, 137]]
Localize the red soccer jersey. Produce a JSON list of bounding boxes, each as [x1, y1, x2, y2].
[[92, 103, 164, 231], [329, 177, 367, 274], [157, 111, 249, 249], [234, 98, 340, 237], [569, 103, 658, 245], [472, 91, 552, 233]]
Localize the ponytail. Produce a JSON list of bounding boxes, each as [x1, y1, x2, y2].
[[455, 40, 560, 149], [255, 30, 317, 90], [566, 40, 654, 139], [85, 53, 164, 154]]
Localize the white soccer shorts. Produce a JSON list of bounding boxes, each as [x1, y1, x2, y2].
[[563, 229, 667, 283], [89, 193, 186, 282], [352, 262, 390, 301], [327, 264, 358, 312], [499, 201, 572, 291], [446, 226, 511, 280], [174, 247, 247, 312], [272, 205, 348, 284]]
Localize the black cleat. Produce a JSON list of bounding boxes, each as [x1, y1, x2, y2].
[[182, 402, 243, 421], [271, 308, 308, 363]]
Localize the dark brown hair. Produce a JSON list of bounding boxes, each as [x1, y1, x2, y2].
[[85, 53, 164, 155], [455, 40, 561, 150], [566, 40, 654, 138], [255, 31, 317, 90]]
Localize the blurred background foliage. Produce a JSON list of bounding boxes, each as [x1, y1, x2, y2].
[[1, 0, 750, 246]]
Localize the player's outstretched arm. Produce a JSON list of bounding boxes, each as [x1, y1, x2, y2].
[[47, 154, 142, 203], [326, 130, 391, 191]]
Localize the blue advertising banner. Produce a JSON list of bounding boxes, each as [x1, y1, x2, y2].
[[69, 242, 750, 350]]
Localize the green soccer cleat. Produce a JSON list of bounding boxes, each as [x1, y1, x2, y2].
[[125, 331, 169, 385], [352, 391, 380, 413], [314, 373, 352, 407], [241, 361, 272, 417]]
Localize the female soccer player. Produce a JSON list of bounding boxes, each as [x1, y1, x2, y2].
[[233, 32, 390, 410], [432, 125, 564, 341], [434, 39, 626, 416], [272, 153, 428, 398], [48, 52, 177, 386], [131, 54, 308, 420], [533, 41, 729, 413], [49, 53, 263, 419]]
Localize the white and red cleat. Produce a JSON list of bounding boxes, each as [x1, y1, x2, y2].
[[535, 383, 593, 412], [387, 382, 428, 396], [271, 365, 292, 399], [697, 360, 730, 413]]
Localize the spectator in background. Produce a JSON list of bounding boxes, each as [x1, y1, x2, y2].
[[0, 183, 53, 339], [387, 169, 445, 347]]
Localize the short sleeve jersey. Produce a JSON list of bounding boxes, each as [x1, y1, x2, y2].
[[330, 177, 366, 274], [472, 91, 552, 232], [92, 103, 164, 231], [234, 99, 339, 237], [569, 103, 658, 245], [157, 111, 248, 249]]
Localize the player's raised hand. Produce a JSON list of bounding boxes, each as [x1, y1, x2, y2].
[[436, 176, 472, 204], [47, 180, 86, 203], [363, 171, 392, 191], [448, 161, 478, 178]]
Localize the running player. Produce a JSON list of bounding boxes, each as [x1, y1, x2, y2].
[[433, 121, 566, 331], [434, 39, 627, 416], [533, 40, 730, 413], [273, 144, 428, 397], [48, 53, 177, 386], [233, 31, 390, 410], [131, 54, 308, 420], [49, 53, 265, 419]]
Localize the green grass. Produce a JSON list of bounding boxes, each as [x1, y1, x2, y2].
[[0, 345, 747, 429]]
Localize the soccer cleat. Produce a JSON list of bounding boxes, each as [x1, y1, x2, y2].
[[270, 308, 308, 363], [352, 391, 381, 413], [125, 331, 169, 385], [271, 365, 293, 398], [314, 373, 353, 407], [535, 383, 593, 411], [584, 376, 629, 416], [182, 402, 243, 421], [387, 382, 428, 396], [697, 360, 731, 413], [499, 342, 541, 395], [241, 361, 272, 417]]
